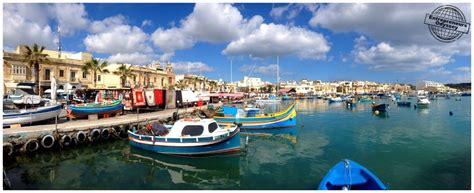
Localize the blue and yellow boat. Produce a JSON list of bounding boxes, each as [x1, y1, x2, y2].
[[213, 103, 297, 132]]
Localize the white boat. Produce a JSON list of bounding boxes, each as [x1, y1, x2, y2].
[[128, 118, 240, 155], [416, 96, 430, 106], [8, 82, 42, 105], [3, 104, 63, 127], [328, 97, 342, 103]]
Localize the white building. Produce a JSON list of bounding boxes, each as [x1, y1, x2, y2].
[[237, 76, 266, 91], [416, 80, 450, 92]]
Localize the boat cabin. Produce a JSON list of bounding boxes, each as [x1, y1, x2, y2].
[[165, 118, 230, 138]]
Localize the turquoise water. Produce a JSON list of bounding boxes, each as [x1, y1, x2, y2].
[[4, 97, 471, 190]]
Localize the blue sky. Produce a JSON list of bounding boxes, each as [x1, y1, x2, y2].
[[3, 3, 471, 84]]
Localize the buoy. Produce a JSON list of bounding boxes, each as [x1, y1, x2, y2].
[[101, 128, 110, 140], [75, 131, 87, 144], [374, 110, 380, 115], [3, 142, 14, 156], [23, 139, 39, 153], [449, 111, 453, 116], [60, 135, 72, 147], [90, 129, 101, 141], [40, 134, 55, 149]]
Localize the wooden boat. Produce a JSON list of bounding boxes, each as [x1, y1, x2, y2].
[[328, 97, 342, 103], [318, 159, 387, 190], [69, 100, 123, 116], [128, 118, 240, 156], [214, 103, 297, 132], [371, 103, 388, 112], [397, 101, 411, 107], [3, 104, 62, 127], [359, 97, 372, 102]]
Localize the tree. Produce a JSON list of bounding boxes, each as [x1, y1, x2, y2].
[[22, 44, 50, 94], [113, 63, 134, 88], [82, 58, 110, 88], [175, 80, 188, 90]]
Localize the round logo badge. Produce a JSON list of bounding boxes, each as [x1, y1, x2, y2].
[[424, 5, 470, 43]]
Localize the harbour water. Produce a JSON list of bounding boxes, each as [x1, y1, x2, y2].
[[4, 97, 471, 190]]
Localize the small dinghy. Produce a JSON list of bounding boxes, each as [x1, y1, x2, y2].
[[318, 159, 387, 190], [3, 104, 62, 127], [396, 101, 411, 107], [128, 118, 240, 156]]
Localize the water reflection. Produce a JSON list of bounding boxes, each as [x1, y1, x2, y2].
[[126, 147, 241, 189], [241, 127, 297, 144]]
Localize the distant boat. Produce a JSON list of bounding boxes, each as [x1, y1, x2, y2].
[[371, 103, 388, 112], [329, 97, 342, 103], [359, 97, 372, 102], [282, 94, 291, 100], [3, 104, 62, 127], [128, 118, 240, 156], [416, 96, 430, 106], [318, 159, 387, 190], [396, 101, 411, 107], [69, 100, 123, 117], [214, 103, 297, 132]]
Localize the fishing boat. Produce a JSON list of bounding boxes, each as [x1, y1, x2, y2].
[[359, 97, 372, 102], [371, 103, 388, 112], [69, 100, 123, 117], [396, 101, 411, 107], [256, 95, 281, 105], [128, 118, 240, 156], [213, 103, 297, 132], [318, 159, 387, 190], [282, 94, 291, 100], [416, 96, 430, 106], [3, 104, 62, 127]]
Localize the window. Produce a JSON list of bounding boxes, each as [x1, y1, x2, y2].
[[11, 65, 26, 75], [44, 69, 50, 80], [208, 122, 218, 133], [59, 70, 64, 77], [82, 71, 87, 79], [70, 71, 76, 81], [181, 125, 204, 136], [154, 77, 157, 83], [97, 75, 101, 81]]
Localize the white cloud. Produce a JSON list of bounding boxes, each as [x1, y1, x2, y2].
[[108, 52, 156, 65], [354, 40, 451, 71], [84, 15, 152, 55], [141, 19, 153, 28], [353, 36, 451, 71], [455, 66, 471, 73], [49, 3, 89, 35], [172, 61, 213, 73], [270, 4, 318, 20], [239, 64, 278, 75], [223, 23, 330, 59], [270, 4, 291, 19], [150, 3, 263, 60], [428, 67, 452, 76], [151, 27, 194, 60], [3, 4, 56, 49]]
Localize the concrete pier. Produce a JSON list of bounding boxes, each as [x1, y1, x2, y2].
[[3, 104, 219, 150]]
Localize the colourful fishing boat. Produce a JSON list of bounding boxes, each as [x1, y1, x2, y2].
[[213, 103, 297, 132], [3, 104, 62, 127], [318, 159, 387, 190], [128, 118, 240, 156], [371, 103, 388, 112], [69, 100, 123, 116]]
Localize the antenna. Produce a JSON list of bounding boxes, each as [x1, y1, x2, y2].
[[57, 25, 62, 58]]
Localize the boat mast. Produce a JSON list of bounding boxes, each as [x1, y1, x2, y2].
[[277, 56, 280, 91], [57, 25, 62, 58]]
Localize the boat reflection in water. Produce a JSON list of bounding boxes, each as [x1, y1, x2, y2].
[[241, 127, 297, 145], [126, 147, 241, 189]]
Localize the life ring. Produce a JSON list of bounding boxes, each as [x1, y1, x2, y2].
[[60, 135, 72, 147], [40, 134, 55, 149], [90, 128, 101, 141], [101, 128, 110, 140], [23, 139, 39, 153], [75, 131, 87, 144], [3, 142, 14, 156]]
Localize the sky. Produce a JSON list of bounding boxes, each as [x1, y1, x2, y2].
[[3, 3, 472, 84]]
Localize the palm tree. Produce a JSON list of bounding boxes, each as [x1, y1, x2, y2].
[[113, 63, 134, 88], [82, 58, 110, 88], [175, 80, 187, 90], [22, 44, 50, 94]]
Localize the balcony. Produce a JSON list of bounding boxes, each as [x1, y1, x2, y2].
[[70, 78, 77, 82]]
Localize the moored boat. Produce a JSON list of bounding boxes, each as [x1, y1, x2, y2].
[[371, 103, 388, 112], [128, 118, 240, 156], [69, 100, 123, 117], [328, 97, 342, 103], [396, 101, 411, 107], [416, 96, 430, 106], [214, 103, 297, 132], [3, 104, 62, 127], [318, 159, 387, 190]]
